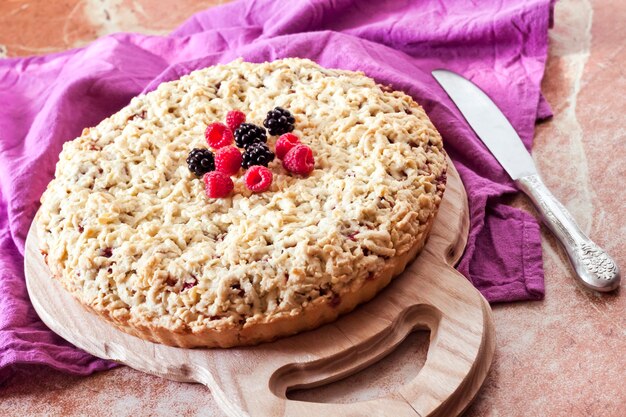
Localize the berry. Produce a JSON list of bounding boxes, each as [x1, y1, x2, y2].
[[244, 166, 273, 192], [205, 122, 233, 149], [204, 171, 233, 198], [215, 146, 242, 176], [225, 110, 246, 131], [283, 145, 314, 176], [242, 142, 275, 169], [263, 107, 295, 136], [234, 123, 267, 148], [275, 133, 300, 159], [186, 148, 215, 177]]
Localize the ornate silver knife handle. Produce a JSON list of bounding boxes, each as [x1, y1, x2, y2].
[[516, 174, 620, 292]]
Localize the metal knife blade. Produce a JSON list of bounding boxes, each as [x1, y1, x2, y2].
[[431, 69, 620, 292], [431, 69, 536, 180]]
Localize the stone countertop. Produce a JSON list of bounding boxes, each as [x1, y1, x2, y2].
[[1, 0, 624, 416]]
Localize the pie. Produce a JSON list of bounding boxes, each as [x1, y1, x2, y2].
[[36, 58, 447, 348]]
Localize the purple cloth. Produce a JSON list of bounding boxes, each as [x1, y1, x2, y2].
[[0, 0, 555, 384]]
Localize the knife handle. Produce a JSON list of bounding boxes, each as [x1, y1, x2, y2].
[[516, 174, 620, 292]]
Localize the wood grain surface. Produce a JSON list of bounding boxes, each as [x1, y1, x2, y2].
[[24, 161, 495, 417]]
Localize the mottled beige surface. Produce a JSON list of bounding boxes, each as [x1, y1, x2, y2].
[[1, 0, 625, 416]]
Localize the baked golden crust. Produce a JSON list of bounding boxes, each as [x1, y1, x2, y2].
[[36, 58, 447, 347]]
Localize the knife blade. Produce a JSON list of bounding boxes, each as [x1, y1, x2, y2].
[[432, 69, 620, 292]]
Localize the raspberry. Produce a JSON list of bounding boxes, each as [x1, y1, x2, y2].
[[204, 171, 233, 198], [215, 146, 242, 176], [225, 110, 246, 132], [275, 133, 300, 160], [205, 122, 233, 149], [283, 145, 314, 176], [244, 166, 273, 192]]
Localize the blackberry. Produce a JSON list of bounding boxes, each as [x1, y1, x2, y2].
[[234, 123, 267, 148], [263, 107, 295, 136], [242, 142, 275, 168], [186, 148, 215, 176]]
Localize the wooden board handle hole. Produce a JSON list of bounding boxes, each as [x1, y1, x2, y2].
[[287, 329, 430, 404], [270, 304, 442, 399]]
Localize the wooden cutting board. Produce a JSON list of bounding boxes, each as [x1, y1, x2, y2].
[[24, 161, 494, 417]]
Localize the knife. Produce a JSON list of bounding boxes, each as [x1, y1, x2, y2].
[[432, 69, 620, 292]]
